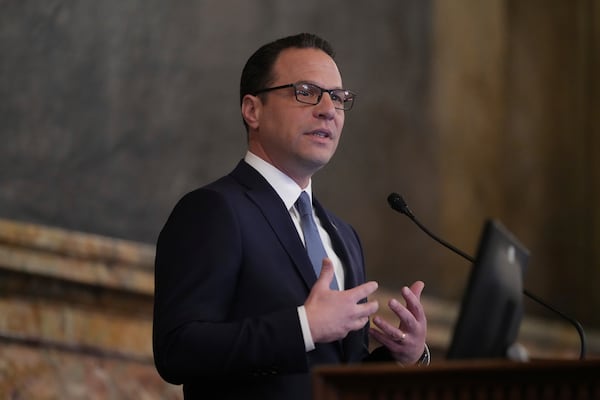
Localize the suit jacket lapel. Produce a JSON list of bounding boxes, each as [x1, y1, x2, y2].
[[313, 198, 357, 289], [230, 161, 317, 290]]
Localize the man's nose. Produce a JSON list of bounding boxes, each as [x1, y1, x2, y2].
[[314, 93, 336, 119]]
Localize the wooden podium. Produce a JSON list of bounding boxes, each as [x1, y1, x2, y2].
[[312, 359, 600, 399]]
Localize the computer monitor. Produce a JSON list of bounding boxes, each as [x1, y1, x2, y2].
[[447, 219, 529, 359]]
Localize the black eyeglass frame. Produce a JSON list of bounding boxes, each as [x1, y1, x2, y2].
[[252, 82, 356, 111]]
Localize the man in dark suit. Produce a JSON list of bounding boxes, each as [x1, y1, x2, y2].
[[153, 33, 428, 400]]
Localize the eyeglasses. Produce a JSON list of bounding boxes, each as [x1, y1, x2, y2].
[[253, 82, 356, 111]]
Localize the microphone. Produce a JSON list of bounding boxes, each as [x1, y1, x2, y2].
[[387, 192, 587, 360]]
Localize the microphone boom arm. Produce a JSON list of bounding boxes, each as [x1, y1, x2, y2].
[[410, 214, 475, 264]]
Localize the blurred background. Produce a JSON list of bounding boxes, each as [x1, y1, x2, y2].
[[1, 0, 598, 397]]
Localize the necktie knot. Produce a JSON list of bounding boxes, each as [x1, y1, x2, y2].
[[295, 191, 312, 218]]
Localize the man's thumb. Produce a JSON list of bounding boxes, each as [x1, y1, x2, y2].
[[317, 258, 334, 285]]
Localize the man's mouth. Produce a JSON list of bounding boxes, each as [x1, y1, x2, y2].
[[307, 130, 332, 139]]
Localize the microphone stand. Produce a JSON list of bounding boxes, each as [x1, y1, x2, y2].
[[388, 193, 587, 360]]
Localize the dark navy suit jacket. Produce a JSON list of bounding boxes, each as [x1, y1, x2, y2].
[[153, 160, 389, 399]]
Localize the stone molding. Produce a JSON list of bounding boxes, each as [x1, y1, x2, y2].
[[0, 218, 154, 295], [0, 218, 155, 362]]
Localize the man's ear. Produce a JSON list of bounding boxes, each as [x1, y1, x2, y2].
[[241, 94, 261, 130]]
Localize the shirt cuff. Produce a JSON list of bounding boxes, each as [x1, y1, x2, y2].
[[297, 305, 315, 352]]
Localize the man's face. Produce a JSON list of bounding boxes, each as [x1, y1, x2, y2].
[[246, 47, 346, 186]]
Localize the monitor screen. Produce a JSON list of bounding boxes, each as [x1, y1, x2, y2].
[[447, 219, 529, 359]]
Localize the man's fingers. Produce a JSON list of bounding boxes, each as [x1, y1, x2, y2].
[[409, 281, 425, 299], [403, 282, 426, 322], [346, 280, 378, 301], [357, 299, 379, 316]]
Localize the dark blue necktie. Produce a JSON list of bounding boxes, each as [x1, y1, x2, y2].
[[296, 191, 338, 290]]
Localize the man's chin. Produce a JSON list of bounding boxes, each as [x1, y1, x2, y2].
[[302, 157, 331, 174]]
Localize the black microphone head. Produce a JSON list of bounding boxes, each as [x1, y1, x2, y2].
[[387, 192, 414, 218]]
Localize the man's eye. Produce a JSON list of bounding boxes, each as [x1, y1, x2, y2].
[[297, 84, 318, 97]]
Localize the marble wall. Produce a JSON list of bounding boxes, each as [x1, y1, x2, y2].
[[0, 218, 180, 398]]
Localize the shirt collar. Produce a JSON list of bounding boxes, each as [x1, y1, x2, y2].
[[244, 151, 312, 210]]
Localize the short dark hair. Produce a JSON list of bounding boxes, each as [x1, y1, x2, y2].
[[239, 33, 336, 131]]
